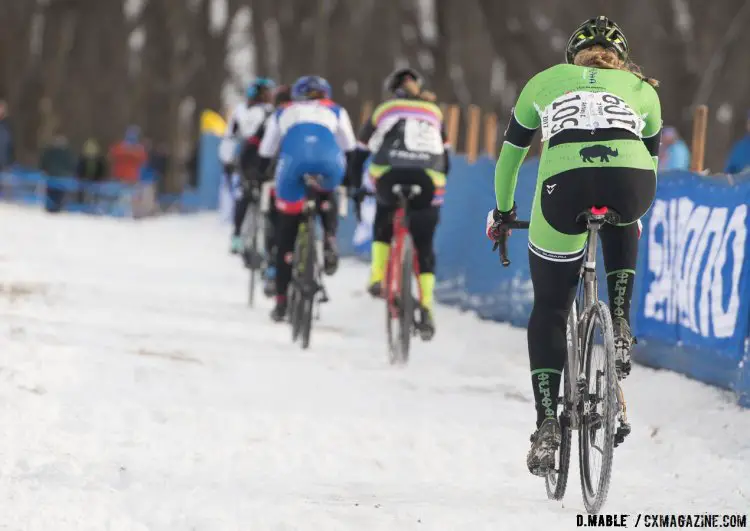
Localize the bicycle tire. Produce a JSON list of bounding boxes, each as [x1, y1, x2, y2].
[[385, 254, 399, 364], [546, 300, 577, 500], [290, 224, 306, 342], [300, 216, 317, 350], [384, 236, 412, 365], [578, 300, 617, 514], [246, 205, 261, 307], [398, 236, 415, 363]]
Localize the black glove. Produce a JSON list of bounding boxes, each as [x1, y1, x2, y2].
[[486, 203, 518, 242]]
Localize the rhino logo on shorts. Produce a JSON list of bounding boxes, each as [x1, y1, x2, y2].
[[579, 145, 619, 163]]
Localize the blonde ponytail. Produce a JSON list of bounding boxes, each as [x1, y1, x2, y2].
[[573, 46, 659, 88]]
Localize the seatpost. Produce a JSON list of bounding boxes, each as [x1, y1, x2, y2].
[[583, 221, 602, 310]]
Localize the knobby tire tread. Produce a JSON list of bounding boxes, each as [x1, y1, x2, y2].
[[301, 216, 316, 350], [578, 301, 617, 514]]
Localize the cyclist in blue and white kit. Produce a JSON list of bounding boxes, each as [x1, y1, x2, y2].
[[257, 75, 357, 322], [219, 77, 276, 254]]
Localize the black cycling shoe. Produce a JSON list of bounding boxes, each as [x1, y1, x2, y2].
[[613, 317, 635, 380], [417, 306, 435, 341], [367, 281, 383, 298], [270, 297, 287, 322], [527, 418, 562, 477], [323, 236, 339, 276], [263, 267, 276, 298]]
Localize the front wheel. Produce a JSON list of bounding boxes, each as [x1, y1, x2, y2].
[[546, 300, 577, 500], [578, 301, 617, 514]]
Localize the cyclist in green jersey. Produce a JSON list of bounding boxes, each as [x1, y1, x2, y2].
[[485, 16, 662, 476]]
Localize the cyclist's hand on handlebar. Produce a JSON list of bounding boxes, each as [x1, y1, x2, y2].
[[485, 203, 517, 242]]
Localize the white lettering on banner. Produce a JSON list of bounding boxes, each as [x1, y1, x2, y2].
[[643, 198, 747, 339]]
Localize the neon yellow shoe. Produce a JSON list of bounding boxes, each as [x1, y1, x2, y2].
[[417, 273, 435, 340], [367, 241, 390, 297]]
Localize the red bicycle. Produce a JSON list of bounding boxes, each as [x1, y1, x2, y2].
[[383, 183, 425, 364]]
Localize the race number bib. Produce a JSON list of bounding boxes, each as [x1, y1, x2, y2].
[[539, 91, 645, 141], [403, 118, 444, 155]]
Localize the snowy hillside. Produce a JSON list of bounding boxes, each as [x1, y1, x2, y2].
[[0, 205, 748, 530]]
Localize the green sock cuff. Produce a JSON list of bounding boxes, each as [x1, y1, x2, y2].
[[606, 268, 636, 278], [531, 368, 563, 376]]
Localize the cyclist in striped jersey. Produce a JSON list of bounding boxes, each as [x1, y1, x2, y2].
[[349, 67, 451, 340]]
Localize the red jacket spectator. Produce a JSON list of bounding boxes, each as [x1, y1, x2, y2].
[[109, 126, 146, 183]]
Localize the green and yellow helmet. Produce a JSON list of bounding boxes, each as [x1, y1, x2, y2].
[[565, 16, 629, 64]]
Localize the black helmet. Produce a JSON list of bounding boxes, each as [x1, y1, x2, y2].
[[383, 67, 424, 95], [565, 16, 629, 65]]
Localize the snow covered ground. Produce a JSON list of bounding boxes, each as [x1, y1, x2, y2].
[[0, 204, 748, 531]]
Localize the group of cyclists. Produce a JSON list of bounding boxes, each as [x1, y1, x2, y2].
[[220, 15, 663, 480], [219, 68, 444, 336]]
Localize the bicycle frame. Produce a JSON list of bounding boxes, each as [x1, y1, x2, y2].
[[566, 206, 617, 431], [497, 207, 616, 431], [385, 188, 422, 317]]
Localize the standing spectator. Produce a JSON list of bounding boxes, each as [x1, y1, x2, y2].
[[109, 125, 147, 183], [40, 134, 75, 213], [77, 138, 107, 182], [76, 138, 107, 204], [659, 126, 691, 171], [725, 111, 750, 175], [0, 100, 14, 171]]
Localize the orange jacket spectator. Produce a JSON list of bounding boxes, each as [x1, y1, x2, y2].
[[109, 126, 146, 183]]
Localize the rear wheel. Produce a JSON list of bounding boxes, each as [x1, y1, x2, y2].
[[300, 220, 317, 350], [385, 254, 398, 364], [243, 204, 262, 306], [578, 301, 617, 514], [290, 227, 306, 342], [386, 236, 414, 365], [399, 237, 415, 363]]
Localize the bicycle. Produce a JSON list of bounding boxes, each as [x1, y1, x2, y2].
[[382, 183, 428, 365], [238, 180, 265, 307], [287, 174, 346, 350], [495, 206, 631, 514]]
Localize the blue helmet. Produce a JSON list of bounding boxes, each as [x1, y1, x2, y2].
[[247, 77, 276, 99], [291, 76, 332, 101]]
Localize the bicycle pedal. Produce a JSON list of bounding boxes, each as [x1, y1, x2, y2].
[[614, 421, 631, 448]]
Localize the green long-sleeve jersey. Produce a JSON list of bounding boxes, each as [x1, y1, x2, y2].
[[494, 64, 662, 211]]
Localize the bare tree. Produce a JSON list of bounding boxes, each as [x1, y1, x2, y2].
[[1, 0, 748, 185]]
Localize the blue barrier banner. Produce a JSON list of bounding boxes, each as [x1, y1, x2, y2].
[[0, 169, 160, 217], [635, 172, 750, 357], [198, 133, 222, 210]]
